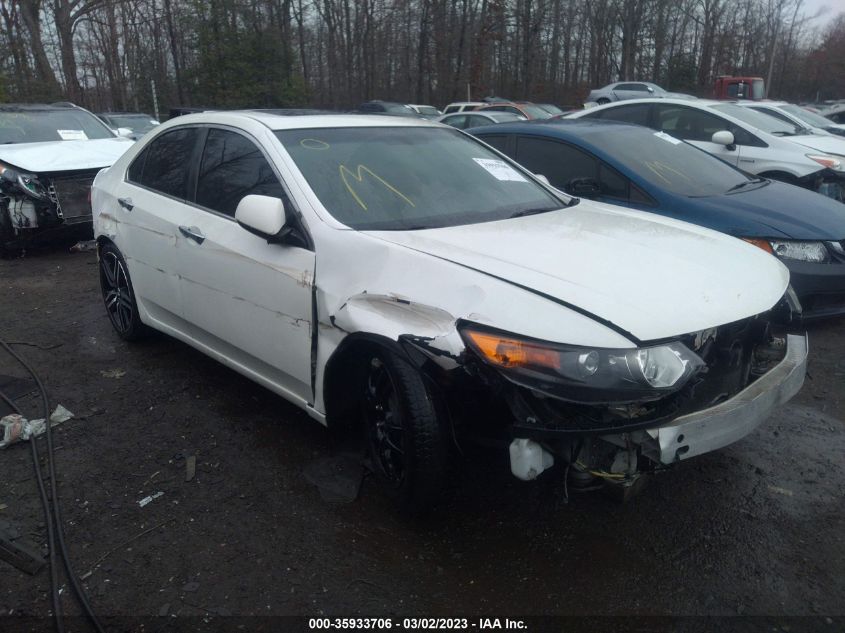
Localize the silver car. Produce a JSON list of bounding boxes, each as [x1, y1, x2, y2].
[[586, 81, 693, 105]]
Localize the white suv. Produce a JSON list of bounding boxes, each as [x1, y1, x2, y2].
[[566, 98, 844, 197]]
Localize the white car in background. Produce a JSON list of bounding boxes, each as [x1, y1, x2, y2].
[[442, 101, 486, 114], [740, 101, 845, 139], [92, 112, 806, 511], [566, 98, 845, 198]]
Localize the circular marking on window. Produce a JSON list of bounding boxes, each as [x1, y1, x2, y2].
[[300, 138, 330, 150]]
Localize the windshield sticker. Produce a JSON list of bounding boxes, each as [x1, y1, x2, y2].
[[473, 158, 527, 182], [339, 164, 416, 211], [57, 129, 88, 141], [654, 131, 681, 145], [301, 138, 330, 150]]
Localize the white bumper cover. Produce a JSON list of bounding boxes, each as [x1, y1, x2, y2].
[[644, 334, 808, 464]]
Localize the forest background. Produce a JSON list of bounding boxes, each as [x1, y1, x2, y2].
[[0, 0, 843, 116]]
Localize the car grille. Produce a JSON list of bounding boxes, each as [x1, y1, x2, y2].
[[51, 174, 95, 220]]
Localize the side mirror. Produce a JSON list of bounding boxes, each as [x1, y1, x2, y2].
[[711, 130, 736, 150], [534, 173, 551, 185], [647, 86, 655, 93], [116, 127, 134, 138], [235, 195, 290, 243]]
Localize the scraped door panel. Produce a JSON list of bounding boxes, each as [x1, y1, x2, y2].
[[175, 127, 315, 404], [177, 209, 315, 403]]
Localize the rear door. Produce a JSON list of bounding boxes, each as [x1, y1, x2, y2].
[[112, 127, 202, 328], [175, 126, 316, 404]]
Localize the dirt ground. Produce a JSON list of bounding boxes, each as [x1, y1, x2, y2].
[[1, 248, 844, 632]]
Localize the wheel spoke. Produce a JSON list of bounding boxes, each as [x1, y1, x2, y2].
[[118, 295, 133, 311], [105, 290, 119, 309], [101, 255, 116, 287]]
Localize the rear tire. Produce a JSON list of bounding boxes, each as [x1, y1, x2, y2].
[[360, 348, 449, 513], [98, 242, 148, 341]]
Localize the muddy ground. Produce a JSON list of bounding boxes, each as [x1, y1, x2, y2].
[[1, 248, 844, 632]]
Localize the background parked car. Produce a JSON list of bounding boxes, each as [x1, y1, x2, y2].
[[471, 120, 845, 320], [97, 111, 160, 140], [0, 103, 134, 252], [437, 111, 525, 129], [442, 101, 486, 114], [566, 98, 845, 201], [585, 82, 694, 104], [740, 101, 845, 138], [407, 104, 441, 119], [355, 101, 419, 117], [477, 102, 553, 120]]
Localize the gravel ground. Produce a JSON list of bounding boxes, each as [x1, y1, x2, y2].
[[1, 248, 844, 632]]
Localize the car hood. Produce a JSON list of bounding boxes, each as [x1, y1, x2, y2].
[[784, 133, 845, 156], [365, 202, 790, 342], [668, 180, 845, 240], [0, 137, 134, 173]]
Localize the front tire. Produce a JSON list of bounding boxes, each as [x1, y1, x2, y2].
[[99, 243, 147, 341], [361, 348, 449, 512]]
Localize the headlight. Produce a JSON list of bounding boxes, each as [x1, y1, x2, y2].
[[770, 240, 831, 263], [16, 174, 48, 200], [743, 238, 831, 263], [459, 324, 705, 404], [807, 154, 843, 171]]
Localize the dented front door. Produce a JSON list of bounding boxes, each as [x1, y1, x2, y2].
[[174, 127, 315, 405], [176, 205, 315, 404]]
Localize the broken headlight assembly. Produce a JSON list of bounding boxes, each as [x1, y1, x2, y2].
[[0, 162, 48, 201], [459, 323, 705, 405]]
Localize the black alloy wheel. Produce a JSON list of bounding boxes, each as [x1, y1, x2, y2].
[[360, 349, 449, 512], [99, 243, 146, 341]]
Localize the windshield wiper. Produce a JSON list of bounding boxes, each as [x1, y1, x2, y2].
[[726, 177, 767, 193], [508, 207, 558, 219]]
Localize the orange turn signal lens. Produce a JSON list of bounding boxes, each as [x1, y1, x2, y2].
[[741, 237, 774, 254], [463, 330, 561, 371]]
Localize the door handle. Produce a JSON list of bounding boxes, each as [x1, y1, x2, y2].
[[118, 197, 133, 211], [178, 225, 205, 244]]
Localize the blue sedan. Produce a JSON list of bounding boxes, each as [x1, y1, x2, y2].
[[469, 120, 845, 320]]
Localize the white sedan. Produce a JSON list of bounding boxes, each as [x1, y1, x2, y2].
[[92, 112, 807, 511]]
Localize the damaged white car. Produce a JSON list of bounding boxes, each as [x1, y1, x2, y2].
[[0, 103, 133, 253], [92, 112, 808, 510]]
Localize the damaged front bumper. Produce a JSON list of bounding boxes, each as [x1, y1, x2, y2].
[[636, 333, 807, 464]]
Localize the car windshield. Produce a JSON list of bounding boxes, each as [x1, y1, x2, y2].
[[712, 103, 804, 136], [779, 104, 838, 129], [414, 106, 439, 116], [588, 127, 750, 197], [276, 126, 564, 230], [104, 114, 159, 133], [0, 108, 115, 144]]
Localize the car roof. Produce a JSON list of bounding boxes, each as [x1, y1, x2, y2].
[[0, 103, 84, 112], [165, 111, 440, 130]]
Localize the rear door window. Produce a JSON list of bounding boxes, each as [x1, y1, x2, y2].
[[514, 136, 599, 188], [195, 128, 285, 217], [128, 127, 199, 199]]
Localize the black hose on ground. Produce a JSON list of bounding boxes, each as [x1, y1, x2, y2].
[[0, 338, 105, 633], [0, 387, 64, 633]]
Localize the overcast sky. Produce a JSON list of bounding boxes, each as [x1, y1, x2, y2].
[[800, 0, 844, 26]]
